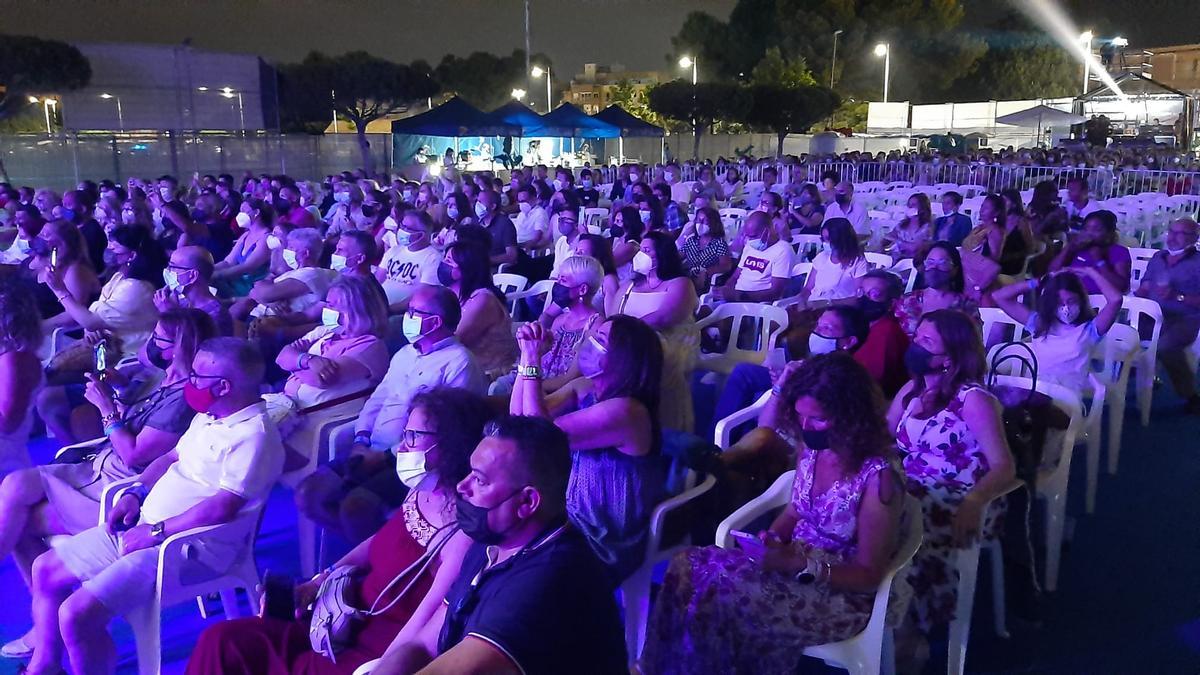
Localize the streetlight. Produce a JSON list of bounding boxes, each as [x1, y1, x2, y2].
[[1080, 31, 1094, 95], [511, 88, 527, 101], [874, 43, 891, 103], [100, 93, 124, 131], [196, 86, 209, 92], [30, 97, 57, 134], [678, 55, 698, 85], [220, 86, 245, 132], [830, 30, 843, 89], [531, 65, 552, 112]]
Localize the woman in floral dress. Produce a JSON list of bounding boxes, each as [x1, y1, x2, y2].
[[887, 310, 1015, 660], [643, 354, 905, 675]]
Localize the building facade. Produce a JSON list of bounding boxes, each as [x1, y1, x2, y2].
[[566, 63, 663, 114], [1141, 44, 1200, 96]]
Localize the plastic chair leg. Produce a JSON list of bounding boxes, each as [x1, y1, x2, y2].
[[619, 565, 654, 662], [1135, 362, 1153, 427], [1044, 496, 1066, 592], [947, 545, 981, 675], [219, 588, 242, 620], [1106, 392, 1126, 475], [880, 629, 896, 675], [1084, 425, 1101, 515], [987, 541, 1009, 639], [126, 599, 162, 675], [299, 516, 316, 578]]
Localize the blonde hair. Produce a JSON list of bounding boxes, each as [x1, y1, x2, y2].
[[327, 276, 387, 339], [559, 255, 603, 293]]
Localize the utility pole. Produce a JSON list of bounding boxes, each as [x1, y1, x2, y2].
[[524, 0, 532, 82]]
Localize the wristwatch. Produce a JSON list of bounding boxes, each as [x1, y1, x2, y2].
[[517, 364, 542, 379], [150, 521, 167, 542]]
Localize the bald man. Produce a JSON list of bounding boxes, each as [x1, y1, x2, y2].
[[1136, 217, 1200, 414], [154, 245, 232, 335], [823, 181, 869, 235]]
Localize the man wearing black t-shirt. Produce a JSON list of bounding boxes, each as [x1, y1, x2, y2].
[[378, 416, 627, 675]]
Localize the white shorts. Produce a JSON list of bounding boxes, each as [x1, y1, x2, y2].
[[53, 525, 159, 616]]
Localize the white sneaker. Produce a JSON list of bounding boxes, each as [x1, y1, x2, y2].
[[1, 635, 33, 659]]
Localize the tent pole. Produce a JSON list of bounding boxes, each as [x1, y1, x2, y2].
[[619, 137, 624, 164], [661, 136, 665, 163]]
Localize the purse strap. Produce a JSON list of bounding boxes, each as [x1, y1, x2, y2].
[[988, 341, 1039, 403], [365, 524, 460, 617], [296, 388, 374, 416]]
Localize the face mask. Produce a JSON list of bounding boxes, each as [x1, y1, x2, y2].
[[146, 339, 170, 370], [858, 297, 889, 322], [121, 210, 137, 225], [629, 172, 640, 182], [552, 179, 564, 192], [267, 234, 282, 250], [334, 192, 351, 204], [395, 448, 434, 490], [558, 218, 577, 237], [321, 306, 341, 328], [330, 254, 348, 271], [696, 224, 709, 237], [750, 237, 769, 252], [1167, 246, 1190, 256], [551, 282, 576, 307], [282, 248, 299, 270], [904, 343, 941, 377], [821, 242, 833, 254], [638, 210, 651, 224], [183, 380, 220, 414], [801, 427, 831, 451], [102, 249, 117, 267], [665, 173, 675, 182], [93, 206, 107, 222], [808, 332, 840, 355], [924, 266, 954, 288], [835, 193, 850, 206], [402, 313, 428, 342], [474, 201, 489, 219], [403, 190, 415, 202], [159, 187, 173, 201], [436, 262, 456, 287], [455, 490, 522, 545], [518, 202, 532, 214], [1056, 304, 1080, 325], [582, 179, 593, 189], [235, 211, 252, 229], [632, 250, 655, 275], [163, 268, 186, 291], [446, 205, 459, 219], [576, 334, 607, 379], [906, 207, 919, 218]]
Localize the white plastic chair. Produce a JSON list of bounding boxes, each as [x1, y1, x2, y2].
[[620, 469, 718, 661], [99, 478, 265, 675], [989, 375, 1083, 591], [1095, 324, 1140, 475], [582, 206, 609, 231], [713, 390, 771, 448], [863, 252, 894, 270], [715, 475, 924, 675], [352, 660, 378, 675], [1090, 294, 1162, 427], [694, 302, 789, 376], [506, 278, 555, 316], [791, 234, 824, 260], [492, 272, 529, 296], [889, 259, 918, 294], [977, 308, 1029, 349]]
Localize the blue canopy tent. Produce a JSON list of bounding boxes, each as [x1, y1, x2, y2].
[[591, 105, 665, 163], [390, 96, 522, 170], [489, 101, 575, 167], [535, 103, 622, 165]]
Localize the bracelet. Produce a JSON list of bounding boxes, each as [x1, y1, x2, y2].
[[353, 432, 371, 447], [101, 410, 121, 426], [104, 420, 125, 436], [299, 353, 313, 369], [770, 385, 784, 398], [1027, 278, 1039, 291]]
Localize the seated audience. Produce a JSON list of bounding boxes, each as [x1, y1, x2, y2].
[[375, 415, 627, 674], [823, 181, 869, 235], [26, 337, 284, 675], [572, 233, 620, 311], [1135, 217, 1200, 414], [1027, 180, 1069, 237], [511, 314, 667, 582], [526, 255, 604, 391], [1048, 209, 1131, 293], [677, 206, 733, 291], [786, 183, 825, 234], [0, 275, 43, 478], [719, 211, 792, 303], [895, 242, 980, 336], [377, 209, 440, 311], [891, 193, 934, 258], [440, 241, 517, 377], [934, 191, 972, 247], [296, 285, 486, 543], [186, 387, 489, 675], [28, 221, 102, 322], [887, 310, 1015, 665], [212, 198, 272, 298], [801, 217, 869, 303], [154, 245, 232, 335], [644, 354, 904, 674]]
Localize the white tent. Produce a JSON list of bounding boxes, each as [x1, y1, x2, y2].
[[996, 105, 1086, 146]]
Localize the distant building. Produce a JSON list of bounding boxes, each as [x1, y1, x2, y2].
[[1139, 44, 1200, 96], [566, 63, 664, 114], [60, 42, 278, 132]]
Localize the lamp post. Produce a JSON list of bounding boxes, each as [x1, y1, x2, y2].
[[874, 43, 891, 103], [678, 55, 699, 144], [531, 66, 552, 112], [830, 30, 843, 89], [1081, 31, 1094, 95], [100, 93, 124, 131], [221, 86, 245, 132]]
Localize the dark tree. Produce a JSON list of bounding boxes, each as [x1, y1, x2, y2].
[[0, 34, 91, 180], [435, 50, 551, 111], [280, 51, 439, 172], [741, 84, 840, 156], [649, 81, 750, 159]]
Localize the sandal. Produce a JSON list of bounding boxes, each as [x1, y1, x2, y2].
[[1, 635, 33, 659]]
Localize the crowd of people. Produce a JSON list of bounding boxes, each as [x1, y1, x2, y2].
[[0, 150, 1196, 675]]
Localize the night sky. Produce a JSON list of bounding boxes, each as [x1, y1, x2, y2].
[[5, 0, 1198, 77]]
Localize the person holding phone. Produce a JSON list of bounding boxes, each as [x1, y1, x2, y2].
[[642, 354, 904, 674]]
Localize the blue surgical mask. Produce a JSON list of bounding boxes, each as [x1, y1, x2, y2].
[[282, 248, 299, 270], [474, 201, 488, 219], [321, 307, 340, 328], [750, 237, 769, 251], [330, 254, 348, 271]]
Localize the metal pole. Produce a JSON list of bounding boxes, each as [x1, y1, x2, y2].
[[545, 66, 552, 112], [43, 101, 52, 134], [332, 89, 338, 133], [111, 136, 120, 182], [1082, 37, 1093, 95], [830, 31, 841, 89], [524, 0, 531, 78], [883, 48, 891, 103], [115, 97, 124, 132], [238, 93, 245, 133]]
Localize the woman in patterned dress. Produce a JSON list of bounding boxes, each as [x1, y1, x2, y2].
[[886, 309, 1015, 667], [643, 353, 905, 675]]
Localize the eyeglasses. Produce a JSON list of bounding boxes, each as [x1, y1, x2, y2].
[[150, 333, 175, 346], [401, 428, 438, 446]]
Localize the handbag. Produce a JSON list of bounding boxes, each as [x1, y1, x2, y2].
[[309, 524, 457, 662], [960, 247, 1001, 293], [986, 342, 1070, 487]]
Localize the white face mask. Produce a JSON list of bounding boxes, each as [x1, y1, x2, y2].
[[552, 179, 564, 192], [446, 205, 459, 219], [518, 202, 532, 213], [402, 313, 427, 342], [582, 179, 593, 188], [330, 253, 348, 271], [267, 234, 282, 250], [282, 248, 299, 270], [629, 172, 640, 182], [1056, 304, 1080, 325], [474, 201, 488, 219], [1167, 246, 1191, 256], [159, 187, 173, 201], [638, 209, 651, 224], [394, 448, 435, 490], [334, 192, 351, 204], [163, 268, 182, 291], [696, 223, 709, 237], [235, 211, 252, 229], [906, 207, 919, 218], [93, 206, 107, 222], [808, 332, 840, 355], [632, 250, 655, 275], [321, 306, 341, 328]]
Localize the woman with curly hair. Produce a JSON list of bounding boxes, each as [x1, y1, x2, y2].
[[643, 353, 906, 675], [0, 273, 43, 477]]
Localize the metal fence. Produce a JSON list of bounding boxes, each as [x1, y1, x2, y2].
[[0, 132, 393, 191]]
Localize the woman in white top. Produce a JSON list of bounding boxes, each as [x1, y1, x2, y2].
[[610, 231, 699, 432], [991, 266, 1122, 390], [800, 217, 869, 303]]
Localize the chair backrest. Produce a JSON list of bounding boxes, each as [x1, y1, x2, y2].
[[978, 307, 1028, 348], [710, 302, 789, 359], [492, 272, 529, 296], [1089, 294, 1163, 353], [889, 258, 918, 294], [790, 234, 824, 259], [1129, 257, 1150, 288], [987, 374, 1083, 469], [863, 252, 893, 270], [1097, 323, 1140, 385]]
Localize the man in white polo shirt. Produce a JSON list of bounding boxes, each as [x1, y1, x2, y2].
[[720, 211, 792, 303], [823, 180, 869, 235], [27, 337, 282, 675]]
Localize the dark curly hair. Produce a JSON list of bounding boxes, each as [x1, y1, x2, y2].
[[779, 352, 890, 471], [408, 387, 492, 492]]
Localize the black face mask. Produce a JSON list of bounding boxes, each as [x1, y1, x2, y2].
[[801, 427, 831, 451], [436, 262, 456, 287], [905, 343, 941, 377], [146, 340, 170, 370], [455, 490, 522, 545], [923, 268, 953, 290], [858, 297, 889, 322], [550, 282, 574, 308]]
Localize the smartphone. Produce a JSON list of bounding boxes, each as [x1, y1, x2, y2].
[[50, 246, 58, 270], [262, 571, 297, 621], [94, 341, 108, 377], [729, 530, 767, 557]]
